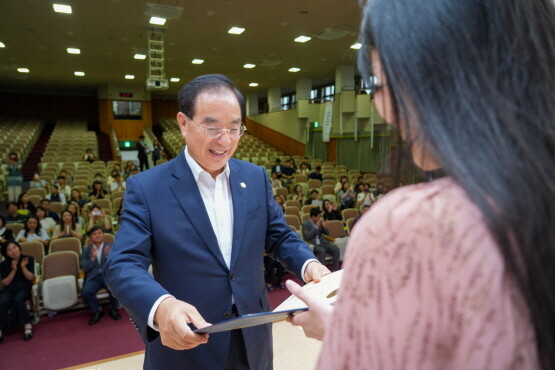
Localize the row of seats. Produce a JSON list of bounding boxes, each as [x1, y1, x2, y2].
[[40, 120, 99, 164]]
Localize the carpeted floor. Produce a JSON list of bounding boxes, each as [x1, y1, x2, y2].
[[1, 273, 299, 369]]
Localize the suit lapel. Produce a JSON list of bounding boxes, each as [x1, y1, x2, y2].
[[169, 154, 228, 270], [229, 160, 248, 268]]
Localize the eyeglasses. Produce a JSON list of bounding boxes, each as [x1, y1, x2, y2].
[[367, 75, 383, 94], [187, 116, 247, 138]]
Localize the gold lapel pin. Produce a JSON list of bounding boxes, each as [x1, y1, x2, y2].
[[240, 182, 246, 188]]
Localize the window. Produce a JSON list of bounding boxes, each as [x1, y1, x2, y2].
[[112, 101, 142, 120], [310, 84, 335, 103], [281, 94, 296, 110]]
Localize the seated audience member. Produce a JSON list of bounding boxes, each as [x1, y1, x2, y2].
[[302, 156, 312, 170], [29, 173, 48, 189], [89, 181, 108, 201], [40, 199, 60, 222], [125, 164, 139, 178], [45, 184, 66, 206], [17, 193, 36, 216], [56, 176, 72, 200], [373, 182, 384, 198], [70, 189, 87, 210], [270, 172, 283, 194], [356, 183, 373, 210], [301, 207, 340, 271], [322, 199, 342, 221], [35, 206, 56, 234], [51, 210, 83, 241], [5, 202, 26, 224], [291, 184, 306, 203], [290, 158, 298, 172], [110, 173, 126, 192], [66, 202, 85, 227], [338, 182, 356, 210], [352, 204, 371, 228], [298, 162, 311, 176], [0, 241, 35, 342], [106, 169, 118, 186], [58, 170, 73, 186], [80, 227, 121, 325], [309, 166, 323, 181], [274, 195, 286, 213], [334, 175, 349, 193], [87, 205, 112, 233], [271, 158, 283, 178], [16, 216, 49, 250], [305, 189, 323, 208], [280, 159, 296, 188], [264, 255, 286, 291], [113, 163, 125, 177], [0, 216, 14, 243], [83, 148, 96, 163]]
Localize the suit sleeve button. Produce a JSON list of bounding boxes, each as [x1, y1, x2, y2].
[[223, 311, 232, 319]]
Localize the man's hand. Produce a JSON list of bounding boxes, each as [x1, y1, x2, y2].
[[154, 297, 211, 350], [285, 280, 333, 341], [303, 261, 331, 283]]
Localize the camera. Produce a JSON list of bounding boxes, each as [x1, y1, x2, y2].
[[92, 210, 102, 216]]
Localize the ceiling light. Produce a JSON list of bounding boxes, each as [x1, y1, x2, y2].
[[17, 68, 30, 73], [288, 67, 301, 72], [74, 71, 85, 76], [53, 4, 72, 14], [350, 42, 362, 50], [0, 42, 5, 48], [170, 77, 180, 82], [134, 54, 146, 60], [67, 48, 80, 54], [243, 63, 256, 69], [249, 83, 259, 87], [228, 27, 245, 35], [125, 74, 135, 79], [150, 17, 166, 25], [192, 59, 204, 64], [294, 35, 311, 43]]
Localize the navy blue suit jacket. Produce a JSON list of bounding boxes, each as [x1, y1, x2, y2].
[[104, 152, 314, 369]]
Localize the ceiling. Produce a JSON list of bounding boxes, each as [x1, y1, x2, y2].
[[0, 0, 363, 98]]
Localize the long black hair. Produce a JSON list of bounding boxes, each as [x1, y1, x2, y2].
[[359, 0, 555, 368]]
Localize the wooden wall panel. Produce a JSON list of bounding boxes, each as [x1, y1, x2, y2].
[[98, 99, 152, 140], [152, 98, 178, 125], [245, 118, 306, 156]]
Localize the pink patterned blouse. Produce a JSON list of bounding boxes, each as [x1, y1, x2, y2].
[[317, 178, 538, 369]]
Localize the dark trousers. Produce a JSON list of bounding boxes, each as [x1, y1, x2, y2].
[[225, 305, 250, 370], [81, 274, 118, 313], [314, 241, 340, 271], [139, 155, 149, 171], [264, 256, 285, 286], [0, 289, 31, 329]]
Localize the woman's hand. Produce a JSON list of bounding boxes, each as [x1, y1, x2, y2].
[[11, 260, 18, 271], [20, 257, 29, 268], [285, 280, 333, 341]]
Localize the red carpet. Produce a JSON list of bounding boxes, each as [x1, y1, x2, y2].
[[2, 274, 299, 369]]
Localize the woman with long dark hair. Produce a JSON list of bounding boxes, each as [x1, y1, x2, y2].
[[0, 241, 35, 342], [51, 210, 83, 241], [287, 0, 555, 368], [16, 216, 50, 250]]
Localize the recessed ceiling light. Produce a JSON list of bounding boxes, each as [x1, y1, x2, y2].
[[0, 42, 5, 48], [74, 71, 85, 76], [192, 59, 204, 64], [170, 77, 180, 82], [228, 27, 245, 35], [17, 68, 30, 73], [53, 4, 72, 14], [243, 63, 256, 69], [134, 54, 146, 60], [294, 35, 311, 43], [67, 48, 80, 54], [288, 67, 301, 72], [249, 83, 259, 87], [125, 74, 135, 79], [149, 17, 166, 25], [350, 42, 362, 50]]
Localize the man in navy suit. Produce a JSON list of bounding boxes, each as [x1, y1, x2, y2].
[[104, 74, 329, 369]]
